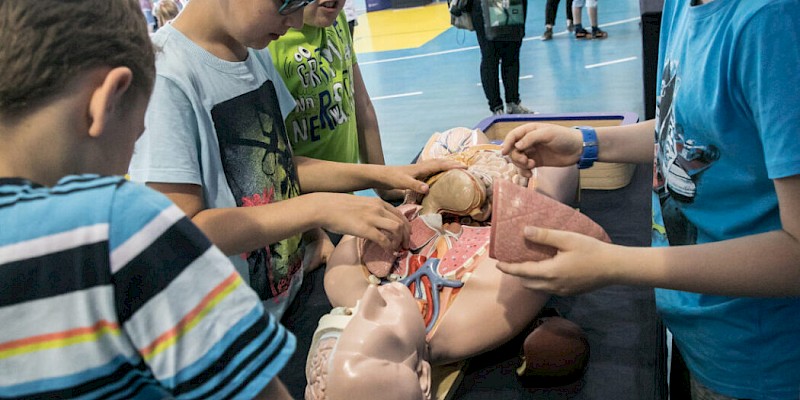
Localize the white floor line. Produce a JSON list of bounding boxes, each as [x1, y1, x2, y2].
[[371, 91, 424, 100], [360, 16, 640, 65], [585, 56, 638, 69]]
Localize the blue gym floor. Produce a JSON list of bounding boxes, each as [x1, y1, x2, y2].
[[351, 0, 646, 166]]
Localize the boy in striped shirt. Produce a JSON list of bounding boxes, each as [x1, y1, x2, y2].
[[0, 0, 294, 398]]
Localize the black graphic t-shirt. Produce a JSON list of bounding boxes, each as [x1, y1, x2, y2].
[[212, 81, 304, 305]]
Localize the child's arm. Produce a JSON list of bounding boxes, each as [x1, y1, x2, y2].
[[353, 63, 384, 167], [148, 182, 410, 255], [293, 156, 463, 195], [497, 174, 800, 297], [502, 120, 656, 174], [351, 63, 405, 201]]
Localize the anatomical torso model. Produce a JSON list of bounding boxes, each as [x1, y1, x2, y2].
[[308, 127, 602, 400]]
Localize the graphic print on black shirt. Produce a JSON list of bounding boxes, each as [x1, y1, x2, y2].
[[212, 80, 303, 301], [654, 61, 720, 246]]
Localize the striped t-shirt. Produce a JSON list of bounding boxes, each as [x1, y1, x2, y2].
[[0, 175, 295, 399]]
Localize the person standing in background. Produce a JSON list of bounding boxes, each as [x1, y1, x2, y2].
[[469, 0, 535, 115], [140, 0, 156, 32], [542, 0, 573, 41], [572, 0, 606, 39], [154, 0, 180, 28]]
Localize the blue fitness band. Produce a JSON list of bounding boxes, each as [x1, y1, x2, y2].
[[576, 126, 598, 169]]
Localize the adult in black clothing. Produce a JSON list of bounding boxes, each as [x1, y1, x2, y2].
[[469, 0, 535, 116], [542, 0, 574, 41]]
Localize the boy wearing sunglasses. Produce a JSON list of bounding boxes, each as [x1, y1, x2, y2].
[[129, 0, 460, 390]]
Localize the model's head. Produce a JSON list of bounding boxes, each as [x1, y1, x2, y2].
[[303, 0, 346, 28], [306, 283, 432, 400], [0, 0, 155, 120]]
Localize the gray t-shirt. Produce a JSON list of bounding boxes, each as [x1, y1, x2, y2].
[[129, 24, 303, 319]]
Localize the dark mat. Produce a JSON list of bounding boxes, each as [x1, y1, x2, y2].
[[450, 163, 668, 399]]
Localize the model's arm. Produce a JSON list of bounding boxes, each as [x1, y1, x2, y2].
[[147, 182, 410, 255], [498, 175, 800, 297]]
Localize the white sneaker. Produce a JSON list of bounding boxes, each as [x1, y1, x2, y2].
[[492, 106, 505, 116], [506, 102, 535, 114]]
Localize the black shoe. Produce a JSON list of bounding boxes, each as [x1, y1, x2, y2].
[[542, 27, 553, 41], [575, 28, 590, 39], [591, 27, 608, 39]]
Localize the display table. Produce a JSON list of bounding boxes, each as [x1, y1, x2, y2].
[[436, 113, 668, 399]]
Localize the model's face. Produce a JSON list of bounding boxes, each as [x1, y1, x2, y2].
[[303, 0, 343, 28], [327, 283, 431, 399], [348, 283, 426, 364]]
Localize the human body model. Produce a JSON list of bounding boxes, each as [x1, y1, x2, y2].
[[312, 128, 600, 399]]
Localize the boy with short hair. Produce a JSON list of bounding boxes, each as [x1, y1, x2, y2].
[[128, 0, 458, 319], [0, 0, 294, 398], [268, 0, 404, 201]]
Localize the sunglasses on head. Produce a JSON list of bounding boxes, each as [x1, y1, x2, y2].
[[278, 0, 314, 15]]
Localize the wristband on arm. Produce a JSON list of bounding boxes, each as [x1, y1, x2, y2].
[[575, 126, 598, 169]]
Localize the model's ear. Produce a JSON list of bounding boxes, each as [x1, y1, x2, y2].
[[87, 67, 133, 138]]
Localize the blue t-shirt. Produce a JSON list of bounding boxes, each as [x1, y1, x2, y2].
[[129, 24, 305, 319], [0, 175, 294, 399], [652, 1, 800, 398]]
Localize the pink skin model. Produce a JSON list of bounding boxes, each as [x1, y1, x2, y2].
[[310, 128, 583, 398], [305, 283, 432, 400]]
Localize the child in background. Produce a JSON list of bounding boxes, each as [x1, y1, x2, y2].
[[0, 0, 294, 398], [154, 0, 180, 28], [269, 0, 402, 202], [571, 0, 606, 39]]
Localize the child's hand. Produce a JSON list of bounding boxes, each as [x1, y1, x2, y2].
[[376, 159, 465, 195], [313, 193, 411, 252], [501, 123, 584, 176], [495, 226, 618, 296]]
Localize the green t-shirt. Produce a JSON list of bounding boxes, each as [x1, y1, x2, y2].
[[269, 12, 360, 164]]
